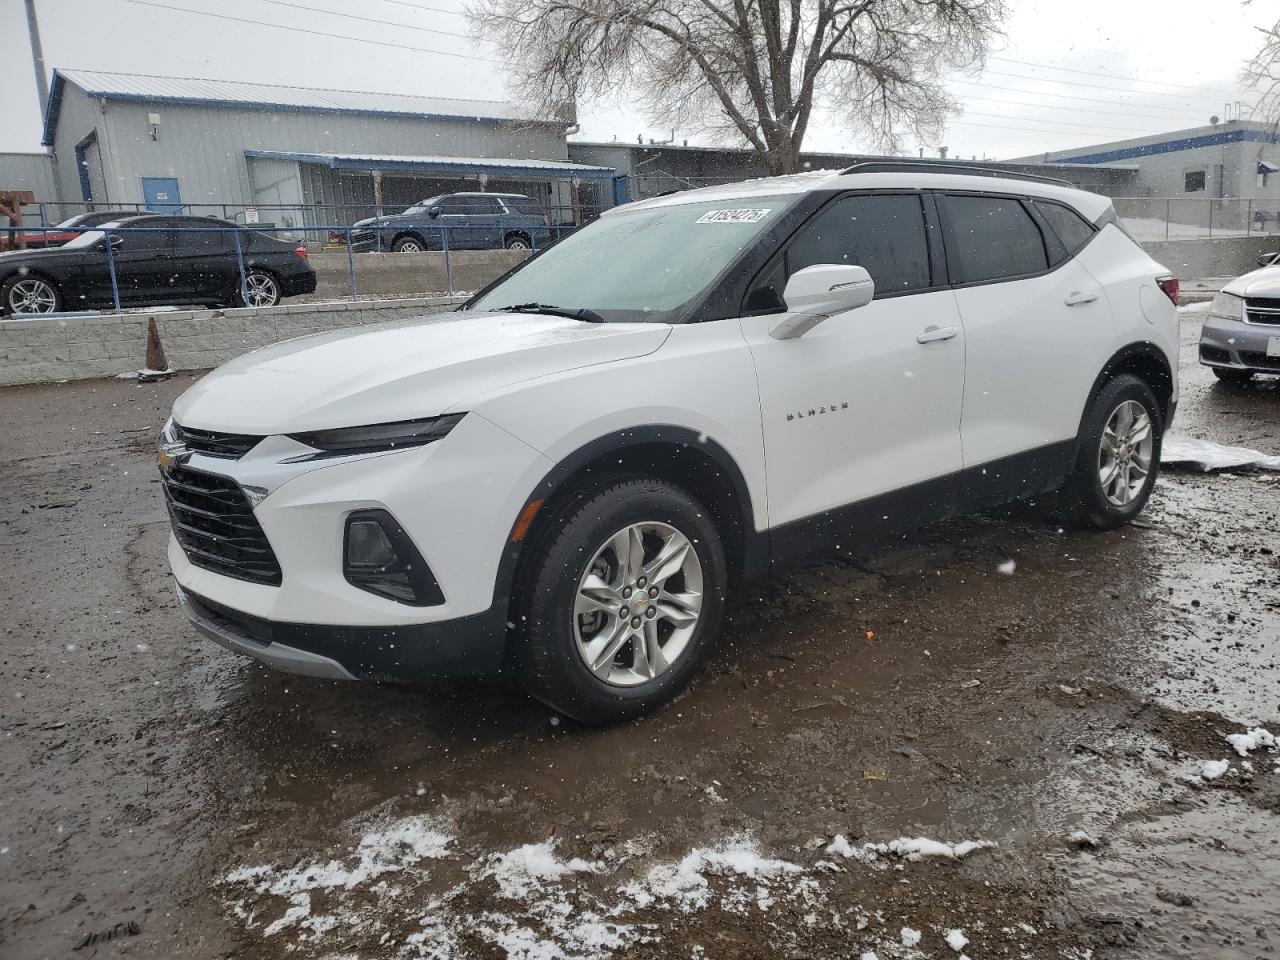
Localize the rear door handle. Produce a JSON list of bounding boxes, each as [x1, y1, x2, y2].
[[1065, 290, 1099, 306], [916, 325, 959, 344]]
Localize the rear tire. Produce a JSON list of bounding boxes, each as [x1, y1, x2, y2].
[[1213, 367, 1254, 384], [516, 478, 727, 725], [1061, 374, 1163, 530], [234, 270, 281, 308], [504, 233, 531, 251]]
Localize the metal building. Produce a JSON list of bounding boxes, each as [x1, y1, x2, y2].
[[568, 140, 1138, 202], [1027, 120, 1280, 233], [31, 68, 617, 228]]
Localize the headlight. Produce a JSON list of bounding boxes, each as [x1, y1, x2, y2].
[[1207, 292, 1243, 321], [290, 413, 464, 456]]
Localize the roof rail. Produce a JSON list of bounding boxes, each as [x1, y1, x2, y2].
[[839, 160, 1075, 188]]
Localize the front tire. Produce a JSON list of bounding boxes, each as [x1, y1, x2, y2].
[[517, 478, 727, 724], [1213, 367, 1254, 384], [392, 235, 424, 253], [3, 274, 62, 316], [1061, 374, 1163, 530]]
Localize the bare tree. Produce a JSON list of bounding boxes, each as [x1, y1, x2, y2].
[[468, 0, 1006, 175], [1244, 4, 1280, 128]]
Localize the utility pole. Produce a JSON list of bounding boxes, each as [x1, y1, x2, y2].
[[25, 0, 50, 121]]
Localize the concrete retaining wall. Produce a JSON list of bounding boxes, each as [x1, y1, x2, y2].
[[0, 296, 465, 387], [1140, 235, 1275, 279], [309, 249, 528, 299]]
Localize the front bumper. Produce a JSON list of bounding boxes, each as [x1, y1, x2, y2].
[[177, 585, 509, 679], [165, 412, 554, 680], [1199, 314, 1280, 374]]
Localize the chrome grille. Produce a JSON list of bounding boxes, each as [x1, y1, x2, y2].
[[162, 466, 282, 585], [174, 422, 262, 459], [1244, 298, 1280, 325], [351, 230, 376, 244]]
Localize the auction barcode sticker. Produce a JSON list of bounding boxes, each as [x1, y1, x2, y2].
[[695, 208, 773, 224]]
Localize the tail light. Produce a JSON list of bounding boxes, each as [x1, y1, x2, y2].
[[294, 244, 309, 261], [1156, 276, 1179, 305]]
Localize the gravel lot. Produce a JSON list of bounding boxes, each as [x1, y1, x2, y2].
[[1, 311, 1278, 960]]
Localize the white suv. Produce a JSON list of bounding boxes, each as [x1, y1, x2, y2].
[[160, 163, 1179, 723]]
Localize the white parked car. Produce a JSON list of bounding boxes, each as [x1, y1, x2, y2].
[[160, 163, 1180, 723]]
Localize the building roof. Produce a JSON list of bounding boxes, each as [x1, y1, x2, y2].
[[42, 69, 553, 145], [569, 140, 1137, 175], [244, 150, 617, 180], [1021, 120, 1280, 166]]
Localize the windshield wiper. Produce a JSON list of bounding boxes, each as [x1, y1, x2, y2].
[[492, 302, 605, 323]]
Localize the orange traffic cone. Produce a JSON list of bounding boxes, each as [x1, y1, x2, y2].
[[137, 317, 173, 382]]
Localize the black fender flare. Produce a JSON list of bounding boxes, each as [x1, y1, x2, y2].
[[1074, 340, 1175, 454], [490, 425, 767, 611]]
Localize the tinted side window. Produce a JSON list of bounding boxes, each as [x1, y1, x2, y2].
[[173, 218, 233, 254], [117, 218, 173, 252], [1034, 200, 1095, 255], [942, 195, 1047, 283], [786, 194, 931, 295]]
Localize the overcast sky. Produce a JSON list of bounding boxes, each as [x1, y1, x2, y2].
[[0, 0, 1267, 160]]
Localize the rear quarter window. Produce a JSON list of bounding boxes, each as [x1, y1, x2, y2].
[[1033, 200, 1097, 255]]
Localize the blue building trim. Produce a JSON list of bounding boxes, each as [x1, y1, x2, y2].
[[41, 69, 547, 145], [1052, 128, 1280, 165], [244, 149, 618, 181]]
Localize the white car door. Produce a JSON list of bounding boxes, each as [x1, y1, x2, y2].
[[738, 193, 966, 556], [938, 193, 1114, 478]]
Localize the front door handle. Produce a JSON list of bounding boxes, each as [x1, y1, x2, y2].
[[1065, 290, 1099, 306], [916, 325, 959, 344]]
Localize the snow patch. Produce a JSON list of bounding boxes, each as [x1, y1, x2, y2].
[[1200, 759, 1230, 781], [1161, 436, 1280, 472], [623, 835, 803, 911], [901, 926, 922, 947], [224, 813, 453, 897], [481, 839, 600, 898], [945, 928, 970, 952], [1226, 727, 1277, 757], [824, 835, 996, 865]]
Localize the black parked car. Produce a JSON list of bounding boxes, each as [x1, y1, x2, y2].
[[345, 192, 555, 253], [0, 215, 316, 316]]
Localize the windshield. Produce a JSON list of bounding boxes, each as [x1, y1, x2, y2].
[[468, 196, 793, 323], [404, 196, 444, 215]]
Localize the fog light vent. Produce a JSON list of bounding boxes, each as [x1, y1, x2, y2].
[[343, 509, 444, 606]]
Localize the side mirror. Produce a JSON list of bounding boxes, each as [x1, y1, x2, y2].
[[770, 264, 874, 340], [428, 206, 442, 219]]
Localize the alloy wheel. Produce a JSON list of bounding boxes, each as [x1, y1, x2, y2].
[[1098, 399, 1153, 506], [506, 238, 530, 250], [243, 273, 279, 308], [397, 240, 423, 252], [8, 278, 58, 314], [572, 521, 704, 687]]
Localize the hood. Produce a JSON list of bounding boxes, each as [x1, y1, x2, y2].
[[1223, 264, 1280, 298], [172, 311, 671, 434]]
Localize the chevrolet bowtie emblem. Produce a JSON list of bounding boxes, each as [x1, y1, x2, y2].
[[158, 443, 189, 470]]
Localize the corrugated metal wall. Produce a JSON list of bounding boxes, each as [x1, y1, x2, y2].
[[49, 83, 569, 215], [0, 152, 58, 201]]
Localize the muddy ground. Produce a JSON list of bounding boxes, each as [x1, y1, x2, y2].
[[1, 311, 1278, 960]]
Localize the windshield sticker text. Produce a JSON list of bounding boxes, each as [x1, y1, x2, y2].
[[695, 208, 773, 224]]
